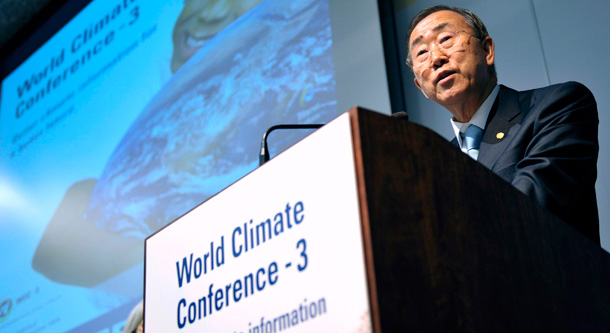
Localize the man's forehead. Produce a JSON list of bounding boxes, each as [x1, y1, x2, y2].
[[410, 11, 466, 46]]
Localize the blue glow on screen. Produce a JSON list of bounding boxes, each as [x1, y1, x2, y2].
[[0, 0, 337, 331]]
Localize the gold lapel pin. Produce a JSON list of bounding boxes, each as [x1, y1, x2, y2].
[[496, 132, 505, 139]]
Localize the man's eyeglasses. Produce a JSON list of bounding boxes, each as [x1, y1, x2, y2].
[[406, 30, 479, 70]]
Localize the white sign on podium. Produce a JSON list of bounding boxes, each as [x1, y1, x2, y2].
[[144, 113, 371, 332]]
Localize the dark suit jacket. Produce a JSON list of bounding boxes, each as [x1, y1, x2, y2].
[[452, 82, 600, 244]]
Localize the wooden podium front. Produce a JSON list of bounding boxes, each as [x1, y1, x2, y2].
[[145, 107, 610, 332], [350, 107, 610, 332]]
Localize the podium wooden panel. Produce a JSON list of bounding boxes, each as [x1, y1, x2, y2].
[[349, 107, 610, 332]]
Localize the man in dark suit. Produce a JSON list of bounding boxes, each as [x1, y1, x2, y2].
[[405, 5, 599, 243]]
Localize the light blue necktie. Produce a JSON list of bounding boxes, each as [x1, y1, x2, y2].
[[461, 125, 483, 160]]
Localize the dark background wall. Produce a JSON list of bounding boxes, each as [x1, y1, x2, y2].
[[0, 0, 53, 50]]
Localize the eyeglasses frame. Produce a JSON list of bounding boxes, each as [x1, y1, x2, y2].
[[406, 30, 480, 71]]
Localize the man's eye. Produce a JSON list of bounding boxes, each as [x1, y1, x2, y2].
[[439, 35, 453, 45], [416, 49, 428, 58]]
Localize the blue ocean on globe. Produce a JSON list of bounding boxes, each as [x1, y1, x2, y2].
[[85, 0, 338, 238]]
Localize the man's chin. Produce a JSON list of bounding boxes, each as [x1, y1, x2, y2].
[[170, 50, 195, 73], [170, 57, 185, 73], [433, 90, 465, 109], [435, 91, 457, 102]]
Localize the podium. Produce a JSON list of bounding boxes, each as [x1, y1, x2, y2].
[[144, 107, 610, 332]]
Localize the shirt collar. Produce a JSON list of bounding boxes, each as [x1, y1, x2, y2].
[[451, 84, 500, 147]]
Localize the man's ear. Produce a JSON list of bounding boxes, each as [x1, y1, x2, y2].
[[414, 77, 429, 99], [482, 37, 495, 66]]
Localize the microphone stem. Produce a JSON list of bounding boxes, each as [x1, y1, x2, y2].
[[259, 124, 324, 166]]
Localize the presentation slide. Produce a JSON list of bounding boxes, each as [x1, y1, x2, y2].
[[0, 0, 389, 331]]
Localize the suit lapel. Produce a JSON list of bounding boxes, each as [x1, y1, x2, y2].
[[478, 85, 523, 169]]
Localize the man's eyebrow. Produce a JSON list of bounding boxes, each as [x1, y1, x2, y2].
[[410, 22, 451, 50]]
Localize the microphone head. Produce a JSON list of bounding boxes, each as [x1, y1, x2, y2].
[[392, 111, 409, 120]]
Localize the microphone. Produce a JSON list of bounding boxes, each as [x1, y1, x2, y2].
[[392, 111, 409, 120], [259, 124, 324, 166]]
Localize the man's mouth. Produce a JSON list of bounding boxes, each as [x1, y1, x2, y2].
[[436, 70, 456, 84], [185, 33, 211, 49]]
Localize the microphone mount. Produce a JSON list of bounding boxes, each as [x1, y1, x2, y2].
[[259, 124, 323, 166]]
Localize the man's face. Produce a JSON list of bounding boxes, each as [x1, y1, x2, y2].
[[171, 0, 263, 73], [409, 10, 495, 112]]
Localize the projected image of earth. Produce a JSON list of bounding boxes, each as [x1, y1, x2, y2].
[[85, 0, 337, 238]]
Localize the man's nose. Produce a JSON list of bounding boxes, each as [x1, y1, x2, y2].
[[199, 1, 233, 22], [430, 44, 448, 67]]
